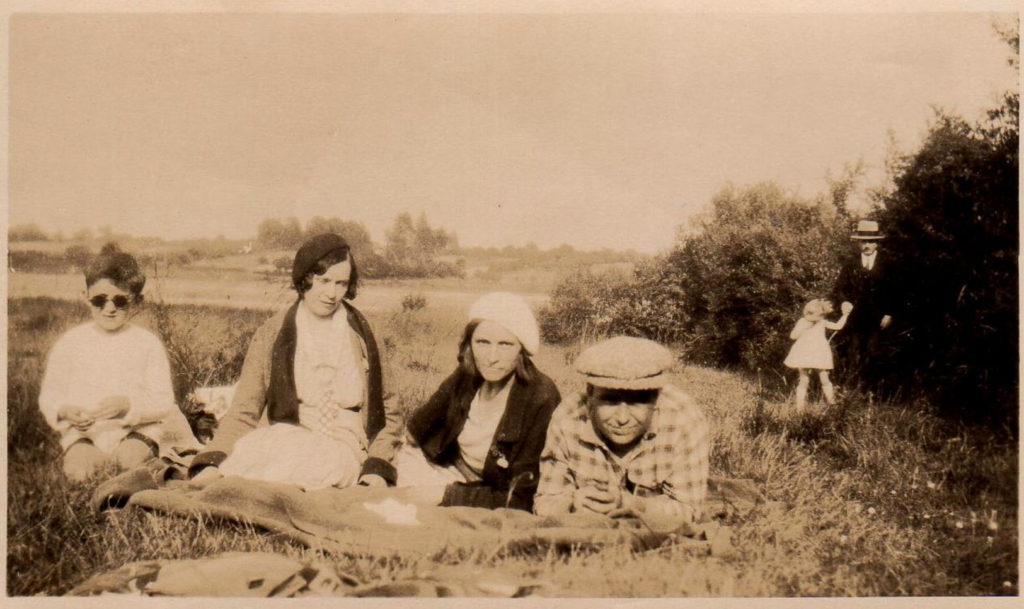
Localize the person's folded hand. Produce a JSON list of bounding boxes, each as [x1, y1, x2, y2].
[[96, 395, 131, 420], [575, 483, 622, 515]]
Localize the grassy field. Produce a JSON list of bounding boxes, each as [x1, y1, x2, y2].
[[6, 294, 1018, 597], [7, 271, 551, 313]]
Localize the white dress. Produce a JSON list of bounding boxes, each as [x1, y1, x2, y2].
[[219, 305, 368, 490], [784, 318, 834, 370]]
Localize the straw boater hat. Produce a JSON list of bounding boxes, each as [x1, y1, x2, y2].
[[850, 220, 884, 241], [574, 336, 675, 390]]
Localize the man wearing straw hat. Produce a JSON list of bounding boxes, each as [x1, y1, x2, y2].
[[534, 336, 709, 533], [833, 219, 898, 391]]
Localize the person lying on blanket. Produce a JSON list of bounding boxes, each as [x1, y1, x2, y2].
[[533, 336, 709, 532], [38, 243, 199, 482], [393, 292, 561, 511], [188, 234, 403, 490]]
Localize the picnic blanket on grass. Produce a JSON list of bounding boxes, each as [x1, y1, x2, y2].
[[69, 551, 553, 597], [92, 460, 763, 561]]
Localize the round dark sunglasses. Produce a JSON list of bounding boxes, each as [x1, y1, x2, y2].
[[89, 294, 131, 309]]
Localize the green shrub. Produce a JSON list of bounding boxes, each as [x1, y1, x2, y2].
[[670, 183, 849, 373], [541, 183, 850, 382], [272, 256, 292, 273], [539, 261, 689, 346], [143, 303, 270, 413], [877, 104, 1018, 425], [400, 293, 428, 312]]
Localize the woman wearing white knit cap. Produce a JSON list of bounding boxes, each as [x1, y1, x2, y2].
[[395, 292, 561, 511]]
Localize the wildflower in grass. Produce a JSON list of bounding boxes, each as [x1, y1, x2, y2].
[[867, 507, 876, 515], [987, 510, 999, 531]]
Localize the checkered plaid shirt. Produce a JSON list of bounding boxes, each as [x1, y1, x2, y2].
[[534, 383, 709, 519]]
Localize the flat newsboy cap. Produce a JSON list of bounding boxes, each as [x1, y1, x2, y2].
[[292, 233, 350, 289], [575, 336, 675, 390]]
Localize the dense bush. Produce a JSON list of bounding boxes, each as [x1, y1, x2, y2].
[[540, 183, 850, 381], [669, 184, 849, 371], [144, 303, 270, 413], [539, 267, 631, 343], [539, 261, 688, 345], [876, 101, 1018, 425], [400, 292, 428, 312]]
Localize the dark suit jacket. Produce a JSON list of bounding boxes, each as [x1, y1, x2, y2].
[[833, 252, 899, 334], [406, 361, 561, 512]]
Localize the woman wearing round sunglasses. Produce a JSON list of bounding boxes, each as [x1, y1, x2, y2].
[[38, 243, 191, 482]]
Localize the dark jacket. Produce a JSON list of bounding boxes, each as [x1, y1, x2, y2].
[[406, 361, 561, 512], [833, 252, 900, 334]]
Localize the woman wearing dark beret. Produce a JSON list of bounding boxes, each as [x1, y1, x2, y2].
[[188, 234, 402, 489]]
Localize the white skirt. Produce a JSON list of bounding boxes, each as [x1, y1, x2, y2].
[[220, 423, 365, 491]]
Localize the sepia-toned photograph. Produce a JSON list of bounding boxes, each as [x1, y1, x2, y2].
[[4, 0, 1019, 603]]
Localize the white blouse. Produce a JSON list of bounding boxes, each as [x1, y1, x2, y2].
[[294, 304, 367, 450], [457, 378, 513, 475]]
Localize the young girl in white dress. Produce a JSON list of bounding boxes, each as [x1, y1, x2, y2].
[[784, 299, 853, 410]]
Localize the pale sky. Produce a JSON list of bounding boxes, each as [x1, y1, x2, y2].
[[7, 8, 1019, 253]]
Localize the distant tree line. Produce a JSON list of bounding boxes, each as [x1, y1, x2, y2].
[[461, 243, 645, 283], [9, 223, 51, 242], [8, 224, 137, 244], [256, 212, 463, 279], [9, 237, 245, 275]]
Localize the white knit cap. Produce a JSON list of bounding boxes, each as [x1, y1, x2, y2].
[[467, 292, 540, 355]]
